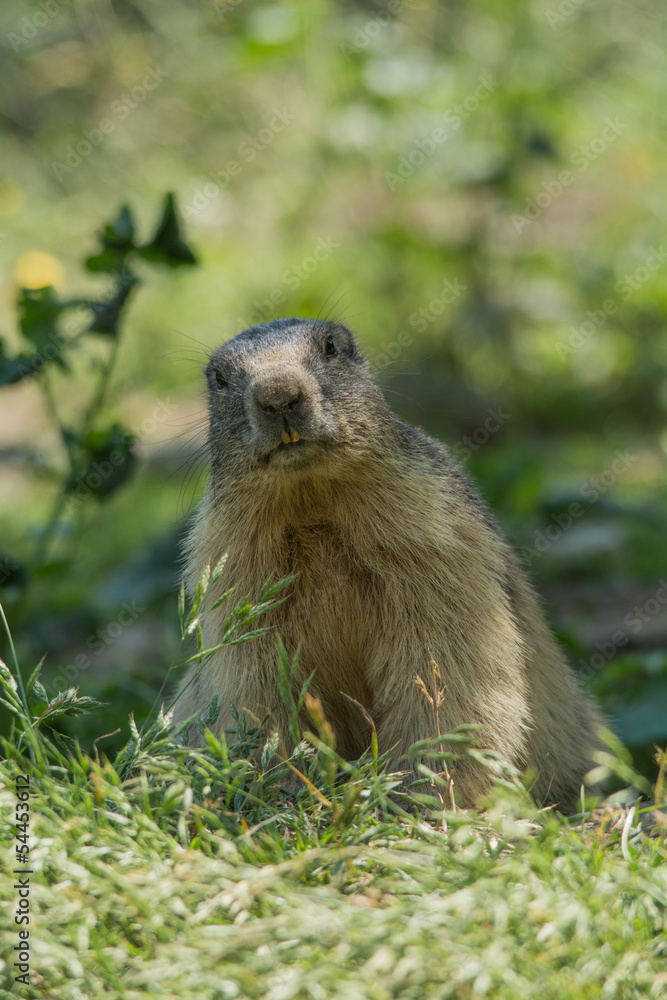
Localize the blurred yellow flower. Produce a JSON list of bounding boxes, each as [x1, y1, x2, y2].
[[13, 251, 66, 291]]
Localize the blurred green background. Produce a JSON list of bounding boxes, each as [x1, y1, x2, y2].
[[0, 0, 666, 778]]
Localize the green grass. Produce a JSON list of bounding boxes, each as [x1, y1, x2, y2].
[[1, 582, 666, 1000]]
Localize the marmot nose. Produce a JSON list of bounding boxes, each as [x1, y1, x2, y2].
[[252, 383, 303, 417]]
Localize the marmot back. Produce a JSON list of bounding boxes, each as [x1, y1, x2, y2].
[[174, 317, 604, 809]]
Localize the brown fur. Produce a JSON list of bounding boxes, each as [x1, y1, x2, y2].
[[173, 318, 604, 809]]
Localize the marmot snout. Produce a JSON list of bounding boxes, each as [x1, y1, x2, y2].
[[246, 364, 328, 463], [174, 317, 605, 810]]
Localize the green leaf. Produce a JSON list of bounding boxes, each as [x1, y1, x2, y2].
[[30, 680, 48, 703], [196, 696, 220, 734], [261, 732, 280, 770], [17, 286, 63, 353], [0, 339, 44, 385], [88, 271, 139, 337], [85, 247, 131, 273], [85, 205, 137, 273], [186, 564, 212, 629], [37, 687, 105, 724], [211, 553, 229, 583], [0, 549, 28, 589], [65, 424, 136, 502], [226, 626, 273, 645], [138, 193, 198, 267], [257, 575, 295, 602], [102, 205, 136, 249], [210, 586, 236, 611]]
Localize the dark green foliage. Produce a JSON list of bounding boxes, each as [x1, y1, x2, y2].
[[137, 193, 198, 267], [17, 286, 65, 357], [0, 338, 45, 385], [63, 424, 136, 501], [0, 194, 197, 585], [87, 272, 138, 337]]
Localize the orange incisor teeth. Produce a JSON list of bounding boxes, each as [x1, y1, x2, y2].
[[290, 430, 300, 443], [281, 430, 291, 444]]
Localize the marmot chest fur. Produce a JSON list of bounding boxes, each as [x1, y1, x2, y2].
[[174, 317, 604, 809]]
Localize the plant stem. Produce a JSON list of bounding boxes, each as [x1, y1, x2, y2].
[[34, 295, 123, 566], [34, 369, 77, 566], [81, 332, 121, 435], [41, 368, 75, 464], [34, 491, 69, 568], [0, 600, 28, 716], [0, 600, 46, 767]]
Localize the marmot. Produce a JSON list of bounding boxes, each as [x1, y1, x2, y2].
[[174, 317, 604, 809]]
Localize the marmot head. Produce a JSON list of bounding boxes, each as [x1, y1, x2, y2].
[[204, 318, 391, 489]]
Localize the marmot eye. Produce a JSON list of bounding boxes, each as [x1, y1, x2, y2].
[[215, 371, 228, 389], [323, 337, 337, 357]]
